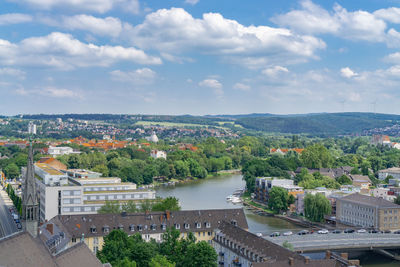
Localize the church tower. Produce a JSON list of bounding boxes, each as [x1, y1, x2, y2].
[[22, 142, 39, 238]]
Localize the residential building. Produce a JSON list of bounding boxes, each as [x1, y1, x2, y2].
[[336, 193, 400, 231], [48, 146, 80, 157], [213, 221, 348, 267], [255, 177, 303, 203], [28, 121, 37, 135], [34, 164, 155, 222], [349, 174, 371, 189], [295, 166, 352, 179], [371, 135, 391, 146], [371, 188, 396, 202], [270, 148, 304, 155], [43, 208, 248, 254], [150, 150, 167, 159], [378, 167, 400, 180]]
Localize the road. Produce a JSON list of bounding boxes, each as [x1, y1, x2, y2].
[[0, 188, 18, 238], [265, 232, 400, 252]]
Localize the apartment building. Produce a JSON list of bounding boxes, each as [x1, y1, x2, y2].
[[378, 167, 400, 180], [34, 165, 156, 222], [42, 208, 248, 254], [255, 177, 303, 204], [336, 193, 400, 231], [48, 146, 81, 157]]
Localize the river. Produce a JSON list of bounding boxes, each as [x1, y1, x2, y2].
[[156, 174, 398, 266]]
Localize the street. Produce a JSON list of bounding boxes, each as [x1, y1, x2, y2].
[[0, 188, 18, 238]]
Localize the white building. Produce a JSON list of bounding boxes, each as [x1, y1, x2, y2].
[[28, 121, 37, 135], [146, 132, 159, 143], [150, 150, 167, 160], [48, 146, 80, 157], [371, 188, 397, 202], [378, 167, 400, 180], [35, 163, 68, 186], [34, 165, 156, 222]]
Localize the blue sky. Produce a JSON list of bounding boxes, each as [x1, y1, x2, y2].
[[1, 0, 400, 115]]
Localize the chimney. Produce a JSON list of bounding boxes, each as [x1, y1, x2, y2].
[[340, 253, 348, 260], [46, 223, 54, 235], [304, 256, 310, 264], [166, 210, 170, 221], [288, 257, 294, 266], [325, 250, 331, 259]]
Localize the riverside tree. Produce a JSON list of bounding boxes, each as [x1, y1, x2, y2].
[[304, 193, 331, 222]]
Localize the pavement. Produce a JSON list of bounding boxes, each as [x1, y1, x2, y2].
[[0, 188, 18, 238]]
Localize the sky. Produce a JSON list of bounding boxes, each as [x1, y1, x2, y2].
[[1, 0, 400, 115]]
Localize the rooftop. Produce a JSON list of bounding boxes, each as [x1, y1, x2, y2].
[[35, 163, 64, 176], [339, 193, 400, 209], [379, 167, 400, 173]]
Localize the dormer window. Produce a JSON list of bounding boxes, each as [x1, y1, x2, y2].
[[151, 224, 157, 231], [161, 223, 167, 230], [195, 222, 201, 229], [137, 225, 143, 231], [184, 223, 190, 229], [118, 224, 124, 230], [129, 224, 135, 232], [231, 219, 237, 226], [175, 223, 180, 229], [205, 222, 211, 228], [103, 226, 110, 233], [90, 225, 97, 233]]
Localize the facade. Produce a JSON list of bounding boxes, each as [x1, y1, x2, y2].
[[378, 167, 400, 180], [255, 177, 303, 203], [150, 150, 167, 159], [371, 188, 396, 202], [48, 146, 80, 157], [336, 193, 400, 231], [28, 121, 37, 135], [44, 208, 248, 254]]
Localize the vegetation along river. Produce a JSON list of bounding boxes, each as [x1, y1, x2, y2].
[[156, 174, 399, 266]]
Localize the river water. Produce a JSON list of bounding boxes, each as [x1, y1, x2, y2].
[[156, 174, 398, 266]]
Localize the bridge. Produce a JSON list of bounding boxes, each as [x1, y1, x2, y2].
[[264, 232, 400, 258]]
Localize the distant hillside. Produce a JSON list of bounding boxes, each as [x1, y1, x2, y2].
[[235, 113, 400, 135]]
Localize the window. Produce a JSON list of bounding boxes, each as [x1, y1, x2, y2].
[[63, 191, 71, 196], [184, 223, 190, 229], [151, 224, 157, 231], [175, 223, 180, 230], [195, 222, 201, 229], [129, 225, 135, 232], [161, 224, 167, 230], [90, 226, 97, 233], [118, 224, 124, 230], [138, 225, 143, 231], [63, 199, 70, 204], [205, 222, 211, 228], [103, 226, 110, 233], [72, 236, 76, 243]]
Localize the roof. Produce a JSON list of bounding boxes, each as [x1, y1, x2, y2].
[[0, 231, 102, 267], [53, 208, 248, 239], [339, 193, 400, 209], [252, 259, 339, 267], [214, 221, 303, 263], [378, 167, 400, 174], [350, 175, 371, 183], [35, 163, 64, 175]]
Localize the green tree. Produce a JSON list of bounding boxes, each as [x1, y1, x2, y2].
[[92, 164, 109, 177], [336, 175, 352, 185], [181, 241, 217, 267], [268, 186, 289, 213], [304, 193, 331, 222], [97, 230, 130, 265], [149, 255, 175, 267], [114, 258, 137, 267], [121, 200, 138, 213], [152, 197, 181, 212], [4, 163, 19, 179], [394, 196, 400, 205], [97, 201, 121, 214], [301, 144, 333, 168]]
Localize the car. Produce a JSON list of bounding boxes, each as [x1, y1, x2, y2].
[[283, 231, 293, 236], [332, 229, 342, 234], [393, 230, 400, 234], [16, 223, 22, 230], [297, 230, 309, 235], [383, 230, 391, 234], [318, 229, 329, 234], [344, 229, 355, 233], [357, 229, 367, 233], [368, 229, 379, 233], [269, 232, 280, 237], [256, 233, 263, 237]]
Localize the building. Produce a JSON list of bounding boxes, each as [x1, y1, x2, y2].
[[255, 177, 303, 203], [336, 193, 400, 231], [37, 157, 67, 171], [378, 167, 400, 180], [371, 135, 391, 146], [349, 174, 371, 189], [22, 143, 39, 238], [295, 166, 353, 180], [34, 165, 156, 222], [213, 221, 348, 267], [28, 121, 37, 135], [150, 150, 167, 160], [371, 188, 396, 202], [146, 132, 159, 143], [0, 232, 102, 267], [48, 146, 80, 157], [43, 208, 248, 254]]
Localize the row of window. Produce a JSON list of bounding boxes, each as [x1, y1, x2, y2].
[[62, 190, 81, 196], [62, 206, 100, 213], [91, 222, 213, 234], [84, 186, 132, 192], [63, 198, 81, 204], [83, 194, 147, 201]]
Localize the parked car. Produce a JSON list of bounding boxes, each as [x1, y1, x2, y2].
[[318, 229, 329, 234], [297, 230, 309, 235], [393, 230, 400, 234], [344, 229, 355, 233], [383, 230, 391, 234], [270, 232, 280, 237], [357, 229, 367, 233], [332, 229, 342, 234], [368, 229, 379, 233], [283, 231, 293, 236]]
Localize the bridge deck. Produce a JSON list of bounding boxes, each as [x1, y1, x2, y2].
[[265, 233, 400, 252]]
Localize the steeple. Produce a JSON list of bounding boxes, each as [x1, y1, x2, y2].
[[22, 141, 39, 238]]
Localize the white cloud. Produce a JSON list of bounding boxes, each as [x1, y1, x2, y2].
[[127, 8, 325, 68], [110, 68, 156, 84], [0, 32, 162, 69], [185, 0, 199, 5], [199, 78, 223, 98], [233, 83, 250, 91], [384, 52, 400, 64], [9, 0, 140, 14], [16, 86, 82, 99], [62, 15, 122, 37], [0, 68, 26, 79], [272, 0, 387, 42], [0, 13, 32, 25], [374, 7, 400, 24], [340, 67, 358, 78], [262, 66, 289, 77]]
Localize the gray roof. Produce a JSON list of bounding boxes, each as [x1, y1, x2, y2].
[[53, 208, 248, 239], [252, 259, 339, 267], [0, 231, 102, 267], [339, 193, 400, 209], [378, 167, 400, 173], [349, 174, 371, 183], [214, 221, 303, 263]]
